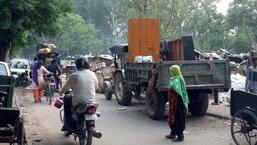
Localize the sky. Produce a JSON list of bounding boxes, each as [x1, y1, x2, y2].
[[216, 0, 233, 14]]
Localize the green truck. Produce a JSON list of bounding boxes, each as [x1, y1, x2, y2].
[[108, 43, 231, 120]]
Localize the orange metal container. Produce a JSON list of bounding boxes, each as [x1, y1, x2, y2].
[[128, 19, 160, 62]]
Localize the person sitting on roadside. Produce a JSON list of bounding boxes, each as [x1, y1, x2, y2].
[[59, 57, 98, 131], [245, 56, 257, 94], [47, 59, 62, 92]]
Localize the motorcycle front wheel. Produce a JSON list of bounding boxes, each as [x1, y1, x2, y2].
[[79, 130, 93, 145]]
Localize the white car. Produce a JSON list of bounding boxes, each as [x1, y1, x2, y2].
[[10, 58, 30, 78]]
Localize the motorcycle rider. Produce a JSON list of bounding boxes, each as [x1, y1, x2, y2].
[[47, 59, 62, 92], [59, 57, 98, 131]]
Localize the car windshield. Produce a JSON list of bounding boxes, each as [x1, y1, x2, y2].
[[10, 61, 29, 69], [0, 64, 7, 76]]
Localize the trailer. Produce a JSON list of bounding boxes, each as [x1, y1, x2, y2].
[[106, 19, 231, 120], [122, 60, 230, 119]]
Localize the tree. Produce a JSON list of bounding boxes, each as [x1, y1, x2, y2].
[[0, 0, 70, 61], [226, 0, 257, 52], [23, 13, 103, 57], [72, 0, 112, 38], [52, 13, 102, 56]]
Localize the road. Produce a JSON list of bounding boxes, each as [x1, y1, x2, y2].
[[14, 88, 234, 145]]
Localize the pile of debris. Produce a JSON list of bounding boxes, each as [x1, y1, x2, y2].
[[88, 55, 113, 93], [195, 49, 256, 75], [219, 73, 246, 104]]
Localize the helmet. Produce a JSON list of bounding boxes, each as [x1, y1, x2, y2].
[[75, 57, 89, 70]]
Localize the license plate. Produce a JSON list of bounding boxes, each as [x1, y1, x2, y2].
[[85, 114, 97, 120]]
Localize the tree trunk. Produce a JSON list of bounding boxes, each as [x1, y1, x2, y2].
[[0, 41, 11, 62]]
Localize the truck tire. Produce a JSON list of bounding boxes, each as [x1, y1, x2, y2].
[[145, 88, 166, 120], [189, 93, 209, 116], [114, 73, 132, 106], [104, 81, 112, 100]]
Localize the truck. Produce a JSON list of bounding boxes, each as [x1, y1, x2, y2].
[[107, 19, 231, 120]]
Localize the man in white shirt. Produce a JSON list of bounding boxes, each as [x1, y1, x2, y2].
[[59, 57, 98, 130]]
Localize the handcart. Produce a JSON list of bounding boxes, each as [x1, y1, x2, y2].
[[230, 89, 257, 145], [0, 107, 26, 145]]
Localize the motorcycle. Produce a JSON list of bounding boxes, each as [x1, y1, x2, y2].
[[15, 71, 31, 88], [58, 92, 102, 145]]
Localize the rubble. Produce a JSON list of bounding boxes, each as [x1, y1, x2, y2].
[[219, 73, 246, 103], [195, 49, 256, 76]]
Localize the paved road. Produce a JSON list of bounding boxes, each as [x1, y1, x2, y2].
[[15, 88, 234, 145]]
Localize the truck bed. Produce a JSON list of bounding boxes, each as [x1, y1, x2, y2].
[[124, 60, 231, 92]]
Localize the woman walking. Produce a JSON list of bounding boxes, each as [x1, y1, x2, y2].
[[32, 60, 52, 103], [166, 65, 189, 142]]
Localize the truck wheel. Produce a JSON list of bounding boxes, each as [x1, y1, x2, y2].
[[114, 74, 132, 106], [104, 81, 112, 100], [146, 88, 166, 120], [189, 93, 209, 116]]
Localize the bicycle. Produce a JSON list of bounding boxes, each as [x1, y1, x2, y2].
[[44, 75, 56, 105]]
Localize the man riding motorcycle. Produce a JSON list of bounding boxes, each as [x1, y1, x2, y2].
[[59, 57, 98, 131]]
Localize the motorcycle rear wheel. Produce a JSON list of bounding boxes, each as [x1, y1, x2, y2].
[[79, 130, 93, 145], [86, 130, 93, 145]]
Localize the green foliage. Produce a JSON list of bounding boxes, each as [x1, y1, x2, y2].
[[4, 0, 257, 59], [99, 0, 256, 53], [34, 13, 103, 57], [72, 0, 112, 37], [0, 0, 70, 60], [226, 0, 257, 52]]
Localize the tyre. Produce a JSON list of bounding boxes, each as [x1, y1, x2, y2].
[[49, 85, 55, 105], [96, 73, 104, 93], [79, 134, 86, 145], [231, 109, 257, 145], [18, 121, 27, 145], [145, 88, 166, 120], [86, 130, 93, 145], [49, 95, 52, 105], [104, 82, 112, 100], [114, 73, 132, 106], [18, 131, 25, 145], [189, 93, 209, 116]]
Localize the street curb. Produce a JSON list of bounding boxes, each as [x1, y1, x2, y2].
[[206, 113, 231, 120], [14, 90, 33, 145]]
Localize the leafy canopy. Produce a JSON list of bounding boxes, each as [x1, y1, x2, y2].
[[0, 0, 70, 60]]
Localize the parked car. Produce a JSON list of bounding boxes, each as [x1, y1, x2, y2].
[[0, 61, 14, 107], [10, 58, 30, 79]]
